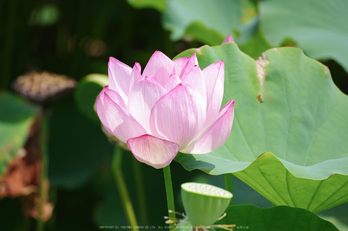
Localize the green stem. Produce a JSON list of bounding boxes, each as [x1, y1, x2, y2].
[[131, 157, 148, 225], [37, 114, 48, 231], [224, 174, 233, 206], [112, 147, 139, 231], [46, 186, 57, 230], [163, 165, 175, 230]]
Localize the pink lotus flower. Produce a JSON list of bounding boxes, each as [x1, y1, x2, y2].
[[96, 51, 234, 169]]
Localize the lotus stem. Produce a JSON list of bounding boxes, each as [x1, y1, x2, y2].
[[224, 174, 233, 206], [163, 165, 175, 230], [112, 147, 139, 231], [131, 157, 148, 225], [37, 114, 48, 231]]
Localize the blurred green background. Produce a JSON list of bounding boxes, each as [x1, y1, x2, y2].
[[0, 0, 347, 230]]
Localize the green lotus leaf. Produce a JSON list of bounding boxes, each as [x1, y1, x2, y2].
[[74, 73, 108, 124], [162, 0, 242, 45], [236, 17, 272, 59], [127, 0, 166, 12], [0, 92, 37, 179], [215, 205, 338, 231], [174, 43, 348, 213], [318, 203, 348, 231], [259, 0, 348, 72], [175, 205, 338, 230]]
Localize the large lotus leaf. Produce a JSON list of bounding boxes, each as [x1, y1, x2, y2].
[[216, 205, 338, 231], [259, 0, 348, 72], [128, 0, 166, 12], [162, 0, 242, 45], [0, 92, 37, 179], [318, 203, 348, 231], [175, 205, 338, 231], [174, 43, 348, 213], [74, 73, 108, 124], [236, 17, 273, 60], [238, 28, 272, 60]]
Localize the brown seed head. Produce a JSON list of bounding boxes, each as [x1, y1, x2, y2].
[[12, 71, 76, 103]]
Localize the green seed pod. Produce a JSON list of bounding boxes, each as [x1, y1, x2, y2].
[[181, 182, 232, 227]]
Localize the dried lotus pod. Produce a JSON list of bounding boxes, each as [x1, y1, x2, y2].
[[12, 71, 76, 103]]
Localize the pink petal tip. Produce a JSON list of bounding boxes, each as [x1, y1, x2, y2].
[[222, 34, 234, 44]]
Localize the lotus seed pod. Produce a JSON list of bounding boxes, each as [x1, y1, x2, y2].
[[12, 71, 76, 104], [181, 182, 232, 227]]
